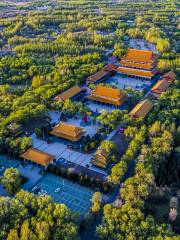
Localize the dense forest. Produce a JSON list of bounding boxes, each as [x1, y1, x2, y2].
[[0, 0, 179, 239]]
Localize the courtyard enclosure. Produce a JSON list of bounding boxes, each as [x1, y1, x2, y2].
[[0, 0, 179, 238]]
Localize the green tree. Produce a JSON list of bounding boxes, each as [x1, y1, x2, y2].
[[0, 168, 21, 194], [91, 192, 102, 215], [34, 128, 43, 138]]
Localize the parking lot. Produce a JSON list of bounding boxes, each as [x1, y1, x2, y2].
[[33, 173, 94, 215]]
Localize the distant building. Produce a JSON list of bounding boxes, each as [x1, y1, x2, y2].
[[86, 64, 117, 85], [130, 99, 154, 118], [88, 85, 127, 107], [8, 123, 23, 137], [20, 148, 55, 169], [151, 79, 171, 98], [163, 71, 176, 82], [126, 20, 134, 26], [50, 122, 85, 142], [117, 49, 158, 80], [53, 85, 83, 102]]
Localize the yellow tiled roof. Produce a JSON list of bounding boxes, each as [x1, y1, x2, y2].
[[117, 66, 156, 78], [86, 70, 109, 83], [151, 79, 170, 94], [20, 148, 55, 167], [50, 122, 85, 141], [54, 85, 82, 101], [86, 64, 116, 83], [122, 49, 155, 62], [130, 99, 154, 118], [121, 59, 154, 70], [88, 85, 126, 106]]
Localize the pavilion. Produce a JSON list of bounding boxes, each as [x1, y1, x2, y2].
[[20, 148, 55, 169], [130, 99, 154, 118], [88, 85, 127, 107], [91, 148, 111, 169], [50, 122, 85, 142], [8, 122, 23, 137], [54, 85, 83, 102], [117, 49, 158, 80]]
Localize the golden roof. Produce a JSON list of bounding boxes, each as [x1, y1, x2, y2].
[[20, 148, 55, 167], [88, 85, 126, 106], [50, 122, 85, 142], [130, 99, 153, 118], [151, 79, 170, 94], [122, 49, 155, 63], [121, 59, 154, 70], [117, 66, 156, 78], [86, 70, 109, 83], [86, 64, 116, 83], [54, 85, 82, 101]]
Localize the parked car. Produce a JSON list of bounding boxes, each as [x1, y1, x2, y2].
[[57, 158, 66, 163], [32, 187, 40, 194], [55, 188, 61, 193]]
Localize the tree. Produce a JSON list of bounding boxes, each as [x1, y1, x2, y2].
[[0, 190, 79, 240], [34, 128, 43, 138], [156, 38, 171, 52], [99, 140, 115, 153], [124, 126, 138, 142], [7, 229, 20, 240], [0, 168, 21, 194], [91, 192, 102, 215]]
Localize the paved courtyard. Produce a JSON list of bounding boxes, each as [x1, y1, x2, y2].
[[107, 74, 151, 90], [31, 134, 106, 175], [129, 38, 157, 53], [32, 133, 92, 165], [33, 173, 94, 215], [49, 111, 100, 137], [49, 110, 61, 124], [85, 101, 118, 113], [66, 117, 100, 137]]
